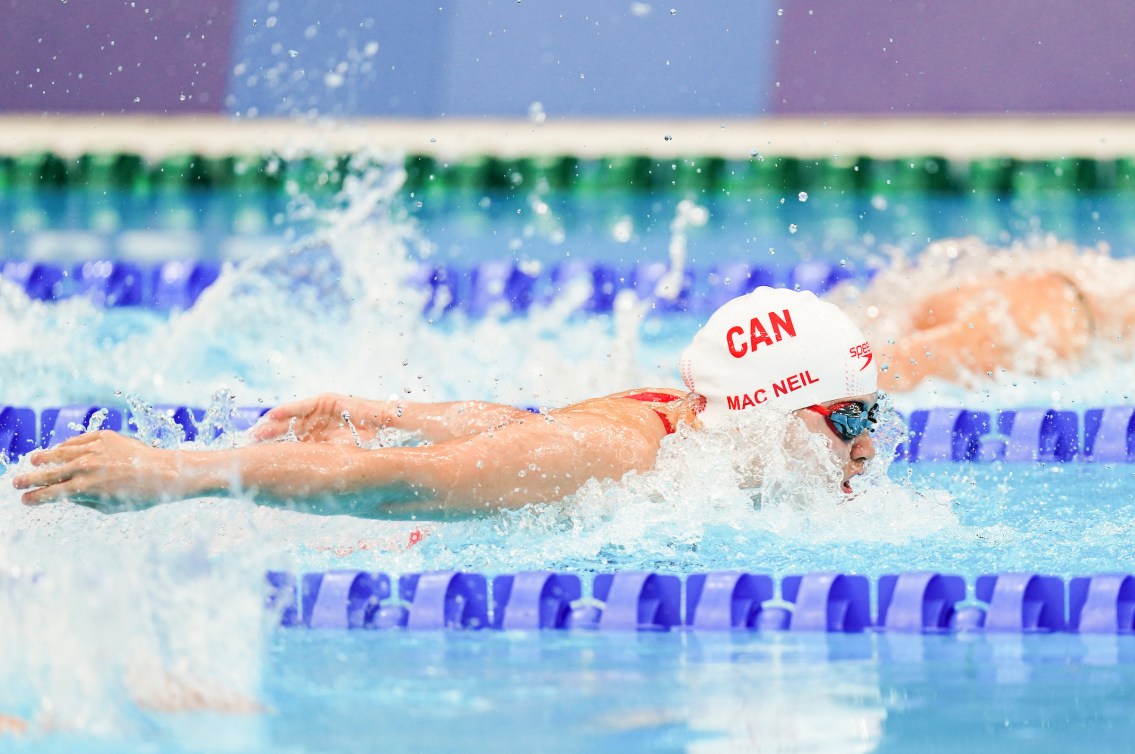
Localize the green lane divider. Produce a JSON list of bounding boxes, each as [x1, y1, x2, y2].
[[0, 151, 1132, 196]]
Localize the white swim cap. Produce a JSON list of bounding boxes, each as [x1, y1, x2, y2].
[[680, 286, 877, 424]]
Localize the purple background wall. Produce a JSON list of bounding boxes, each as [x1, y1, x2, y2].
[[774, 1, 1135, 113], [0, 0, 234, 114], [1, 0, 1133, 116]]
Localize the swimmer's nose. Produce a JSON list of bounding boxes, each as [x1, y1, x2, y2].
[[852, 432, 876, 463]]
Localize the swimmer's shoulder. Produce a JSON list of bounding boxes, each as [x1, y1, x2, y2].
[[549, 389, 695, 438]]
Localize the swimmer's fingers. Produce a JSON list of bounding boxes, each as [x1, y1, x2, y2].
[[13, 431, 154, 503], [28, 430, 103, 458], [14, 463, 89, 505], [27, 440, 97, 467], [24, 428, 128, 467], [12, 457, 83, 491], [251, 397, 331, 440], [249, 415, 294, 441], [19, 479, 75, 505], [20, 477, 110, 507], [253, 394, 384, 443]]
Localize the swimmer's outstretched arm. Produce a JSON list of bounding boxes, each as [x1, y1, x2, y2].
[[251, 393, 532, 445], [12, 411, 660, 517]]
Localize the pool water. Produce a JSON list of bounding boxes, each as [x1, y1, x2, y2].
[[3, 160, 1135, 751], [7, 629, 1135, 754]]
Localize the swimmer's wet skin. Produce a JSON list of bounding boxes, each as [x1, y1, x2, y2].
[[12, 287, 879, 515]]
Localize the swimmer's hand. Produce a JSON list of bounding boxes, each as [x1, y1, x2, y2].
[[12, 431, 177, 509], [251, 393, 387, 446]]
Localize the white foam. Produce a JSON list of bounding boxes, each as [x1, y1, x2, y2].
[[0, 489, 272, 732]]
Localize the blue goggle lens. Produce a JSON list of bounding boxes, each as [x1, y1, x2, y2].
[[827, 401, 879, 440]]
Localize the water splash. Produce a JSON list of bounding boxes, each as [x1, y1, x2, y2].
[[0, 156, 679, 410], [0, 496, 274, 736]]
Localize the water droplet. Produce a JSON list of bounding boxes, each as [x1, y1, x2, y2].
[[133, 96, 140, 103], [777, 7, 784, 15], [669, 7, 677, 15], [797, 191, 808, 202], [663, 134, 673, 141], [363, 41, 379, 56], [288, 49, 298, 58], [527, 101, 546, 125], [476, 460, 484, 469], [612, 217, 634, 243], [788, 223, 798, 234], [179, 93, 186, 101]]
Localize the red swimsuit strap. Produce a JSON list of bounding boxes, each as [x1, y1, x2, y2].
[[651, 410, 676, 436], [622, 391, 682, 404], [623, 392, 680, 435]]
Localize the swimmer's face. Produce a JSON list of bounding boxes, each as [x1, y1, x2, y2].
[[795, 392, 878, 495]]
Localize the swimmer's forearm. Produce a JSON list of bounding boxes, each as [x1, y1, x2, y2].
[[171, 443, 443, 505], [201, 430, 622, 514]]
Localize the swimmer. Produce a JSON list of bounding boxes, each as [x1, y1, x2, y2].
[[829, 237, 1135, 390], [11, 287, 878, 516]]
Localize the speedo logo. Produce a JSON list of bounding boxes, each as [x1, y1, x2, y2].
[[850, 341, 873, 371]]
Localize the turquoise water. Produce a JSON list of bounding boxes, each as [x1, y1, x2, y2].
[[4, 166, 1135, 751], [5, 187, 1135, 267], [7, 630, 1134, 753]]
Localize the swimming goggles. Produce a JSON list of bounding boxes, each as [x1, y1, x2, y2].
[[804, 397, 881, 441]]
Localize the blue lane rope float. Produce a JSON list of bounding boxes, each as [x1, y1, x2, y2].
[[266, 569, 1135, 634], [0, 405, 270, 459], [0, 258, 857, 314], [3, 404, 1135, 464], [1, 259, 222, 310]]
